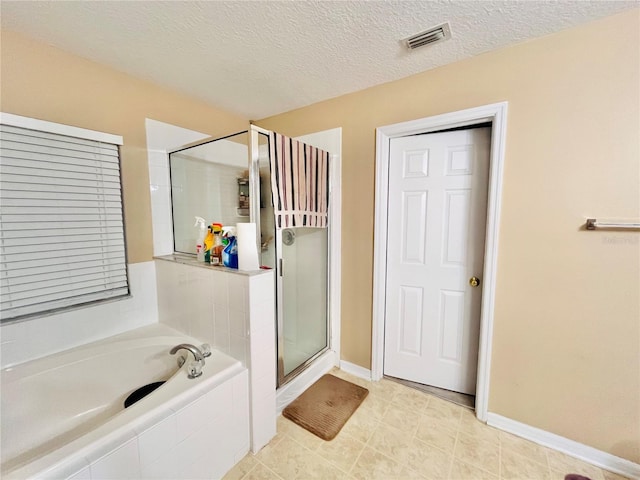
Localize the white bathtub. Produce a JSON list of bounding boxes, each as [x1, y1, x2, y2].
[[1, 324, 250, 480]]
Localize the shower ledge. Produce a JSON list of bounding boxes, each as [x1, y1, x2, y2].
[[154, 254, 270, 277]]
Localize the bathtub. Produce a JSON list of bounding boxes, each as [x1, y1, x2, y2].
[[1, 324, 250, 480]]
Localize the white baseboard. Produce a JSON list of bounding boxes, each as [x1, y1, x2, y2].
[[487, 413, 640, 479], [339, 360, 372, 381], [275, 350, 336, 413]]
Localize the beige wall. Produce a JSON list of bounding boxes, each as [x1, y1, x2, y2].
[[0, 30, 248, 263], [258, 10, 640, 462], [2, 10, 638, 462]]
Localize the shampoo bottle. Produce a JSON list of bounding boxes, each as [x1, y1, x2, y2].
[[194, 216, 207, 262]]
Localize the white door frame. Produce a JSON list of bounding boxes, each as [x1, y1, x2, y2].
[[372, 102, 508, 422]]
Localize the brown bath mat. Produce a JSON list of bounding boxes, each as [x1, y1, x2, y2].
[[283, 374, 369, 441]]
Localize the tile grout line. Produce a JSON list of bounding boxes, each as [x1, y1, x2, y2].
[[447, 424, 461, 480], [237, 461, 256, 480], [498, 431, 502, 480], [416, 395, 462, 469], [350, 413, 398, 477], [251, 430, 304, 480], [386, 376, 507, 478], [239, 455, 284, 480], [500, 432, 569, 478], [304, 410, 370, 478], [283, 428, 321, 453], [346, 430, 370, 478], [261, 459, 285, 480], [313, 431, 361, 476]]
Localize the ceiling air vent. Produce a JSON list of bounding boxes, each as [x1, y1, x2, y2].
[[405, 22, 451, 50]]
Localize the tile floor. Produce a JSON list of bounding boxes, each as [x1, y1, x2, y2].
[[224, 368, 630, 480]]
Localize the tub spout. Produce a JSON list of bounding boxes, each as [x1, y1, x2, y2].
[[170, 343, 205, 362], [170, 344, 205, 379]]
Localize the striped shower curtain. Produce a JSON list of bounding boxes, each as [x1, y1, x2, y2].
[[269, 132, 330, 228]]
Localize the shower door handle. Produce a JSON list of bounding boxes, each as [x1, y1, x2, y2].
[[279, 259, 283, 277]]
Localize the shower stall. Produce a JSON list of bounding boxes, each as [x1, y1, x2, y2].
[[168, 125, 334, 387]]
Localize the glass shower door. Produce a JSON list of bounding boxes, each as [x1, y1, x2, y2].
[[279, 226, 329, 381]]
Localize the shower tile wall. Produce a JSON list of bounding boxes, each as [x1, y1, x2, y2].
[[149, 150, 248, 256], [171, 157, 247, 253], [145, 119, 211, 257], [148, 149, 175, 256]]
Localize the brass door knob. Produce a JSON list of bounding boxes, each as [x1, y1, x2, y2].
[[469, 276, 480, 287]]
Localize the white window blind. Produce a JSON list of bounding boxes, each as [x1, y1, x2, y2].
[[0, 115, 128, 322]]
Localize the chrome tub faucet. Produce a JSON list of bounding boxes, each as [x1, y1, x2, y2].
[[170, 343, 210, 378]]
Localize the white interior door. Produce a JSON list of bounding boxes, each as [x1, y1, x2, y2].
[[383, 127, 491, 395]]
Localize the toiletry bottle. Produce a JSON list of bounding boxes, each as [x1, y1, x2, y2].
[[221, 226, 234, 245], [222, 226, 238, 269], [210, 223, 224, 265], [204, 225, 214, 263], [194, 216, 207, 262]]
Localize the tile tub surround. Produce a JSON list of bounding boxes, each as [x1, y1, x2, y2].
[[2, 326, 250, 480], [224, 368, 632, 480], [87, 370, 249, 480], [0, 261, 158, 369], [155, 256, 277, 453]]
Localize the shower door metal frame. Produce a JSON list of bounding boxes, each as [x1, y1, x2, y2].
[[248, 125, 268, 249], [167, 125, 269, 260], [248, 124, 333, 388], [168, 130, 251, 256], [275, 190, 332, 388], [275, 226, 331, 387]]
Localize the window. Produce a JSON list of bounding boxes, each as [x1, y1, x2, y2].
[[0, 113, 129, 322]]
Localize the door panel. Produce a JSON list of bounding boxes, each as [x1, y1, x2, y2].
[[442, 189, 471, 265], [383, 127, 490, 395], [402, 191, 428, 264], [398, 285, 424, 355]]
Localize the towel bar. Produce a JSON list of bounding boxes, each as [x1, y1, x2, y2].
[[586, 218, 640, 230]]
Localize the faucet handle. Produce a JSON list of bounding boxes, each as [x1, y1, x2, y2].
[[200, 344, 212, 358], [187, 361, 203, 379]]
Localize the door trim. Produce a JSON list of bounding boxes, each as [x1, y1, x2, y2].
[[372, 102, 508, 422]]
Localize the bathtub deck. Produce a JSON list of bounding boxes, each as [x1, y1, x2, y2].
[[1, 324, 250, 480]]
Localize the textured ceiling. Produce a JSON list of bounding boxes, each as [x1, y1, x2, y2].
[[1, 1, 637, 119]]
